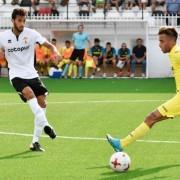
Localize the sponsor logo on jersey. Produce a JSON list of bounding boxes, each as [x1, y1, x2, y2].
[[8, 45, 30, 53], [23, 37, 28, 44], [8, 40, 12, 43]]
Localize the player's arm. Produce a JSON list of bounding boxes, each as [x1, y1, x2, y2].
[[43, 41, 59, 56]]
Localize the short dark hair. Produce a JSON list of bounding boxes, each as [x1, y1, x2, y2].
[[106, 42, 111, 45], [65, 40, 71, 44], [158, 27, 178, 40], [94, 38, 100, 43], [12, 8, 27, 20], [137, 38, 142, 41], [52, 38, 57, 42]]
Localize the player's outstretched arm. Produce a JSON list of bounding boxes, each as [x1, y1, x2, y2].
[[43, 41, 62, 60]]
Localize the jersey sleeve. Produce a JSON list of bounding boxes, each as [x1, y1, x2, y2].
[[33, 30, 46, 45]]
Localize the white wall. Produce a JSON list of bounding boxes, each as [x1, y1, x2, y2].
[[147, 35, 180, 78]]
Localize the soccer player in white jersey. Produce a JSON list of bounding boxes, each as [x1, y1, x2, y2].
[[0, 8, 60, 152]]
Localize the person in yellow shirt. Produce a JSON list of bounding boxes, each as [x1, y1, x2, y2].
[[84, 49, 96, 78], [106, 27, 180, 152], [58, 40, 74, 78], [0, 48, 7, 76], [48, 38, 61, 67], [35, 44, 50, 75]]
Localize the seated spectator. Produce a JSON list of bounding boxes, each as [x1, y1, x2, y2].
[[84, 49, 96, 78], [78, 0, 91, 17], [48, 38, 60, 67], [58, 40, 74, 78], [11, 0, 19, 5], [35, 44, 50, 75], [124, 0, 135, 9], [32, 0, 59, 16], [103, 42, 117, 78], [0, 49, 7, 76], [117, 42, 131, 77], [166, 0, 180, 25], [106, 0, 120, 12], [152, 0, 166, 15], [131, 38, 146, 77], [138, 0, 147, 9], [90, 38, 104, 77], [92, 0, 105, 13], [2, 0, 6, 4]]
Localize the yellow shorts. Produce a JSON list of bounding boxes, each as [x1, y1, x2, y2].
[[62, 59, 70, 64], [158, 93, 180, 118]]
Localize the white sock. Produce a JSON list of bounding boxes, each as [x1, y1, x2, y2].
[[28, 98, 49, 143]]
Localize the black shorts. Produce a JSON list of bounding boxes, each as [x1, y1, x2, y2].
[[70, 49, 85, 61], [11, 77, 48, 102]]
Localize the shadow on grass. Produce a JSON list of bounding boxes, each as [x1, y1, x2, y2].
[[99, 164, 180, 180], [0, 150, 42, 160]]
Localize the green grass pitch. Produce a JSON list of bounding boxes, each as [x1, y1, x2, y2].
[[0, 77, 180, 180]]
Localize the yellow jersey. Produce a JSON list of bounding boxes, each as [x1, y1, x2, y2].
[[169, 45, 180, 91]]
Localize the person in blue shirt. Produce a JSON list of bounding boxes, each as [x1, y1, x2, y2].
[[90, 38, 104, 77], [103, 42, 117, 78], [70, 24, 91, 78], [117, 43, 131, 77]]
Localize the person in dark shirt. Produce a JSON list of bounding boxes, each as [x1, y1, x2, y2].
[[131, 38, 146, 77], [117, 43, 131, 77], [90, 38, 104, 77], [103, 42, 117, 78]]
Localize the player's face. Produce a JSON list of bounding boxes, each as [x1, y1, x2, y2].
[[65, 42, 70, 48], [12, 15, 26, 33], [95, 41, 99, 46], [78, 26, 84, 33], [137, 39, 142, 46], [121, 43, 126, 49], [159, 34, 172, 53]]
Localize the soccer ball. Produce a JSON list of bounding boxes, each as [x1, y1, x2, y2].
[[109, 152, 131, 172]]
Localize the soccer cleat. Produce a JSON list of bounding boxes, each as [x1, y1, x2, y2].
[[30, 142, 45, 152], [44, 125, 56, 139], [106, 134, 123, 152]]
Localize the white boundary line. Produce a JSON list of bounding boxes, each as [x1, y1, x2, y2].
[[0, 131, 179, 144], [0, 99, 166, 106]]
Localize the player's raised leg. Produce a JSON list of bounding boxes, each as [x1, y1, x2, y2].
[[106, 110, 168, 152]]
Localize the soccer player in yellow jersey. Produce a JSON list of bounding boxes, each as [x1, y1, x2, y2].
[[58, 40, 74, 77], [106, 27, 180, 152]]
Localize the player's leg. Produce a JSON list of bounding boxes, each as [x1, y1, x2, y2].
[[69, 49, 78, 78], [141, 59, 146, 77], [24, 79, 56, 151], [61, 59, 70, 77], [107, 109, 168, 152], [102, 57, 107, 77], [73, 62, 78, 78], [78, 49, 85, 78], [126, 59, 131, 76], [106, 92, 180, 152], [37, 95, 56, 139], [112, 58, 117, 77], [130, 59, 136, 77]]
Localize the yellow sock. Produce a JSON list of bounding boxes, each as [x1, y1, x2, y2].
[[58, 61, 64, 68], [85, 66, 89, 77], [73, 65, 77, 77], [121, 122, 150, 148], [68, 64, 73, 76]]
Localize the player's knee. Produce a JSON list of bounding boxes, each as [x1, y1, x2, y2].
[[144, 112, 160, 127], [22, 87, 35, 100]]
